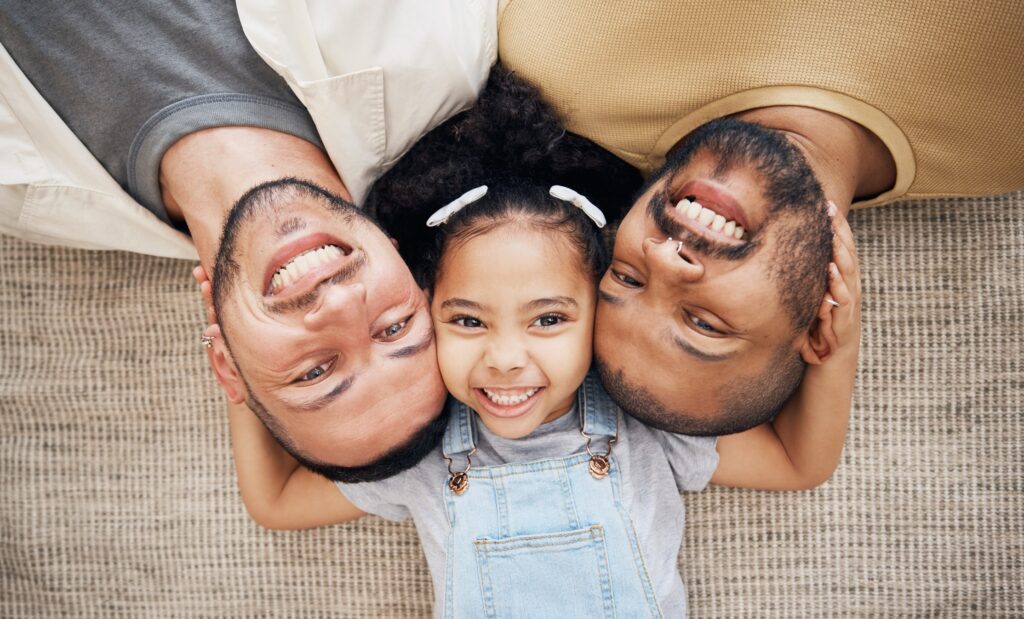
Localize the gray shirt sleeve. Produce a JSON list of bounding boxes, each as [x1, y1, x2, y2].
[[332, 449, 447, 522], [334, 478, 413, 522], [652, 432, 720, 492]]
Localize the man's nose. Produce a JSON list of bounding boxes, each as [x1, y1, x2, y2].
[[303, 282, 370, 339], [643, 237, 704, 284], [484, 331, 529, 374]]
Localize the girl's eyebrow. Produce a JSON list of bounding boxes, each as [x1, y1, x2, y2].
[[440, 298, 483, 310], [524, 296, 578, 311]]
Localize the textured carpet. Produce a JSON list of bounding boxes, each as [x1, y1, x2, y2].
[[1, 192, 1021, 617]]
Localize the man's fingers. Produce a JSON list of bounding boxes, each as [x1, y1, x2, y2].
[[193, 264, 211, 286], [828, 201, 857, 254], [829, 262, 853, 307], [817, 300, 838, 354], [199, 280, 217, 326]]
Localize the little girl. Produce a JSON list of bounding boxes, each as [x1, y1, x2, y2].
[[220, 68, 861, 616]]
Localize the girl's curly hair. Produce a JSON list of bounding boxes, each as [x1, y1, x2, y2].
[[364, 63, 642, 286]]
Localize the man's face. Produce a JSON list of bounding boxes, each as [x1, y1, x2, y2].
[[215, 185, 447, 467], [596, 149, 808, 434]]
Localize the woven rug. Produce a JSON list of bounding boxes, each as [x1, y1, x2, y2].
[[1, 192, 1021, 617]]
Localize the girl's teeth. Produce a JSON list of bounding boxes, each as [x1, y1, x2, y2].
[[483, 388, 539, 406], [686, 201, 702, 219], [711, 214, 726, 231], [698, 208, 716, 226]]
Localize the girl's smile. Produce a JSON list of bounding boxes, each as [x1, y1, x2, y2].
[[473, 386, 545, 419]]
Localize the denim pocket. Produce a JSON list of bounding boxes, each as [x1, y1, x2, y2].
[[474, 525, 614, 619]]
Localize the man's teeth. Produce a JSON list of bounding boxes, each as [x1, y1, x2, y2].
[[675, 198, 745, 240], [270, 244, 344, 292], [482, 387, 540, 406]]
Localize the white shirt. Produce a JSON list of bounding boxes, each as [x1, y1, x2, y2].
[[0, 0, 496, 259]]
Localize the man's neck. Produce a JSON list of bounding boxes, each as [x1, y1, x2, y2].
[[159, 126, 350, 270], [733, 106, 896, 215]]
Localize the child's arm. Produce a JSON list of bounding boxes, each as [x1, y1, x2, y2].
[[227, 399, 366, 529], [711, 204, 861, 490], [192, 265, 365, 529]]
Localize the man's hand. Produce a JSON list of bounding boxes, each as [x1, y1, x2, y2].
[[814, 201, 862, 363], [192, 265, 217, 327], [711, 201, 861, 490]]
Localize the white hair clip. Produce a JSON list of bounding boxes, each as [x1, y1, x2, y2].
[[549, 185, 606, 228], [426, 185, 488, 227]]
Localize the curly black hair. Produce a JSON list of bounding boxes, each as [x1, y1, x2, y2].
[[364, 63, 642, 286]]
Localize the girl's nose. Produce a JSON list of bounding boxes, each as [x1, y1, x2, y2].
[[484, 332, 529, 374], [643, 237, 704, 284]]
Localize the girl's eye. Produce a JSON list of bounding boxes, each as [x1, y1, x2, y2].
[[296, 359, 334, 383], [532, 314, 566, 328], [375, 317, 410, 342], [452, 316, 484, 329], [612, 269, 643, 288]]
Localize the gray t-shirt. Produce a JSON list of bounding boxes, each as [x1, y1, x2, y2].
[[337, 404, 719, 616], [0, 1, 321, 224]]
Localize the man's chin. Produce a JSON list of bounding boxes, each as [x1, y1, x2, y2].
[[296, 404, 451, 483]]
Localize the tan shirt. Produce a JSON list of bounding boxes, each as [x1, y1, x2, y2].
[[498, 0, 1024, 207]]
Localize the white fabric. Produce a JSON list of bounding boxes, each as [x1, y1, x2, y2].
[[0, 42, 197, 259], [0, 1, 496, 259], [235, 0, 497, 205]]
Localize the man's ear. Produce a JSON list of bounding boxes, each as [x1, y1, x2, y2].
[[799, 302, 837, 365], [204, 324, 246, 403]]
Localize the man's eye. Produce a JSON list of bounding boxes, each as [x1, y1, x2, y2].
[[612, 269, 642, 288], [532, 314, 566, 328], [689, 314, 721, 334], [296, 359, 334, 383], [452, 315, 484, 329], [375, 318, 410, 342]]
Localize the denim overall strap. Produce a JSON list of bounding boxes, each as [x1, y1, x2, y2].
[[442, 398, 477, 469], [580, 370, 617, 452]]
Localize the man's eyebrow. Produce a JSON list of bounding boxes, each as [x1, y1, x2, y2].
[[295, 374, 356, 413], [524, 296, 578, 311], [440, 298, 483, 311], [597, 290, 624, 305], [673, 335, 734, 362], [387, 327, 434, 359]]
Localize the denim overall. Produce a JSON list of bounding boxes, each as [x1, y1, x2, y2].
[[440, 373, 663, 618]]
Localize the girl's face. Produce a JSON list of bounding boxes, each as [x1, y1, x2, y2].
[[431, 225, 596, 439]]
